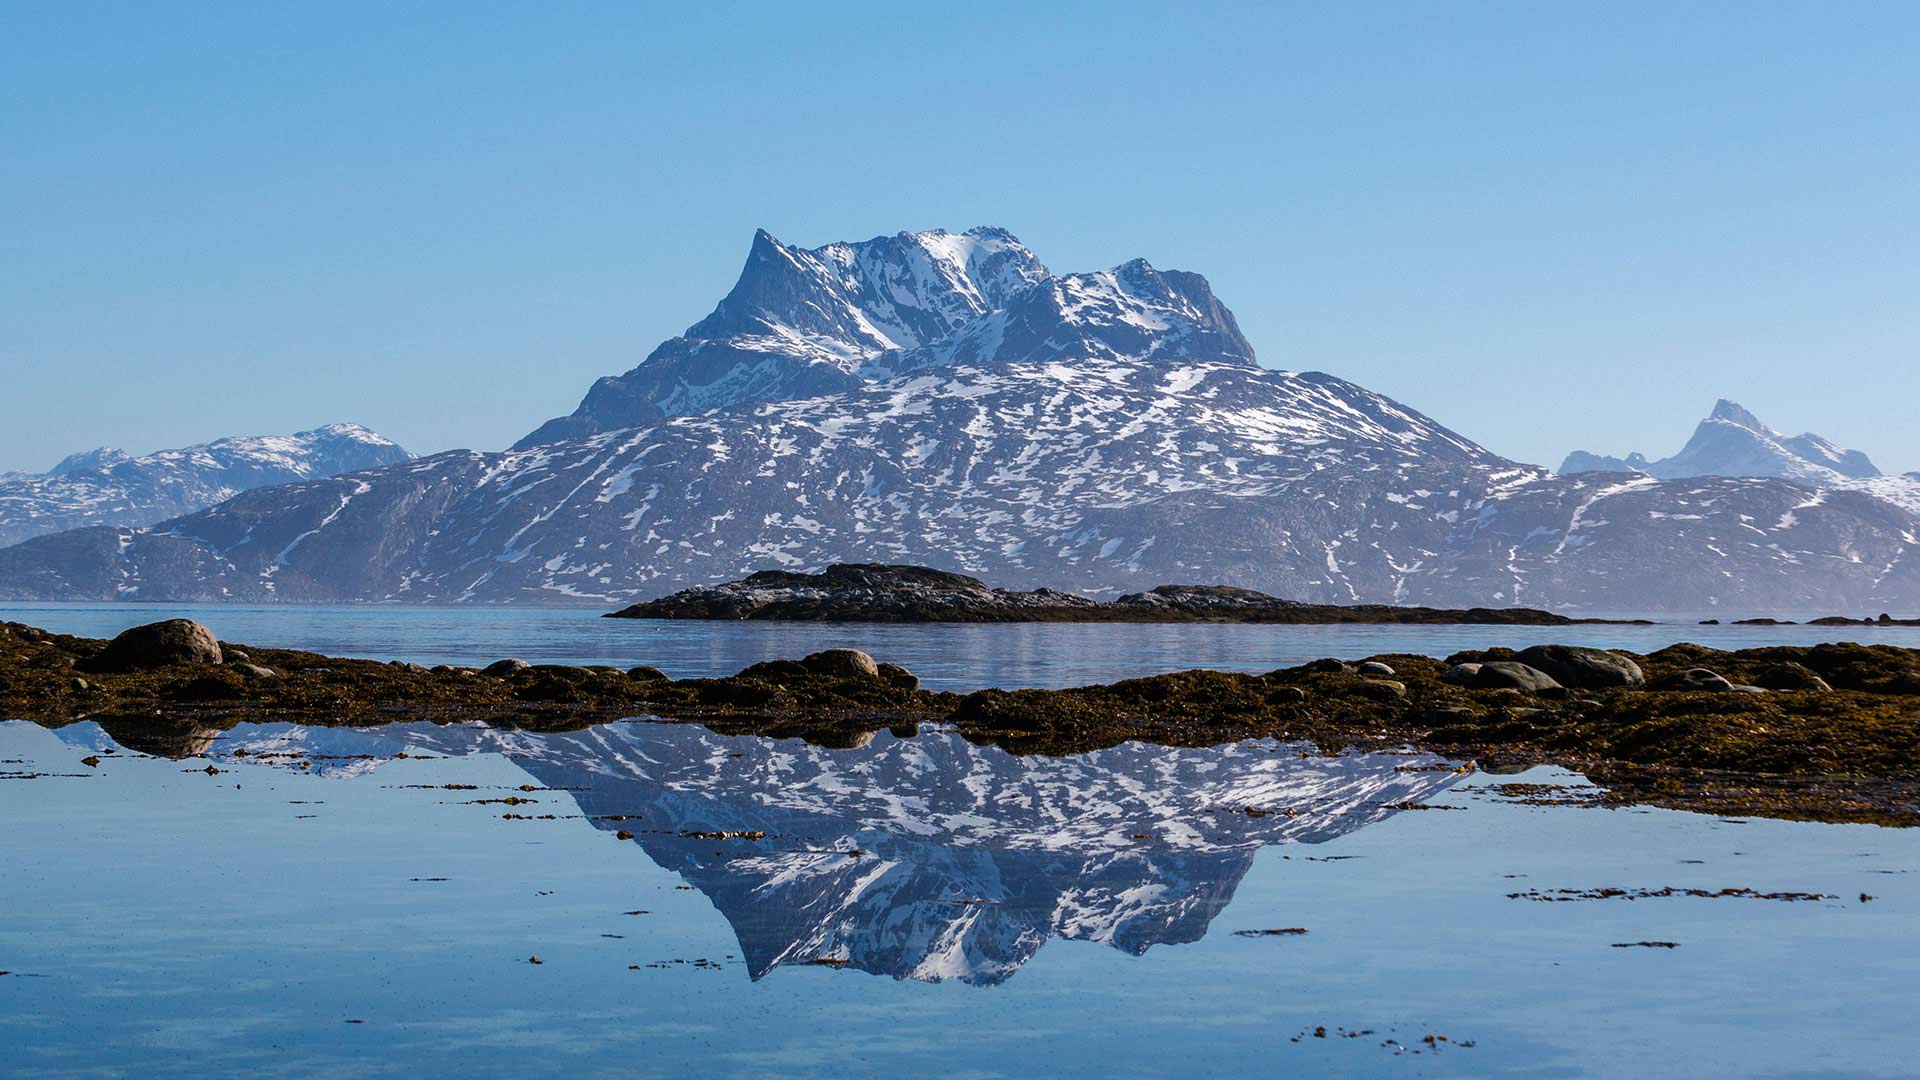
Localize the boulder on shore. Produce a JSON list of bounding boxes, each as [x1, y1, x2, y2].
[[803, 648, 881, 680], [1470, 661, 1562, 693], [1515, 645, 1644, 689], [87, 620, 224, 672]]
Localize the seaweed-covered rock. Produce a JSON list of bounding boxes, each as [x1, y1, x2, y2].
[[802, 649, 881, 680], [1515, 644, 1644, 689], [1648, 668, 1736, 692], [1752, 663, 1833, 692], [87, 620, 223, 672], [1471, 661, 1561, 693], [1356, 679, 1407, 701], [1301, 658, 1351, 674], [876, 662, 920, 691]]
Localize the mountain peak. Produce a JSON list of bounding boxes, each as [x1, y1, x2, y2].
[[515, 226, 1260, 448], [46, 447, 130, 477], [1708, 399, 1766, 431], [1563, 400, 1880, 483]]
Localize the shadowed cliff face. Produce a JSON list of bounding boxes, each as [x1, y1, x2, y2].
[[63, 720, 1465, 986]]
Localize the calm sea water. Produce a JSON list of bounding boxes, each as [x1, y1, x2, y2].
[[3, 607, 1917, 1078], [4, 602, 1917, 690]]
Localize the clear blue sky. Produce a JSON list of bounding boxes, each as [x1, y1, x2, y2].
[[3, 2, 1915, 474]]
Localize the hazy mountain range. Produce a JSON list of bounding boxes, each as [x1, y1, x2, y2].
[[0, 424, 411, 548], [0, 226, 1914, 613]]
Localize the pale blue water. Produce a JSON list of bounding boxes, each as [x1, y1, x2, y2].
[[2, 608, 1917, 1078], [5, 602, 1917, 690]]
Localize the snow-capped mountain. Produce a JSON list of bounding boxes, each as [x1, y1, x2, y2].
[[1562, 400, 1883, 484], [0, 359, 1526, 603], [1560, 400, 1920, 542], [516, 227, 1053, 448], [0, 424, 412, 547], [62, 719, 1464, 985], [3, 227, 1918, 612]]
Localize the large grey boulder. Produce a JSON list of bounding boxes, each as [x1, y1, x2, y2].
[[88, 619, 224, 672], [1515, 645, 1644, 689], [1470, 661, 1562, 693]]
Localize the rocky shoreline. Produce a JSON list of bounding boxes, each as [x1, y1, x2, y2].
[[6, 618, 1920, 826], [606, 564, 1647, 625]]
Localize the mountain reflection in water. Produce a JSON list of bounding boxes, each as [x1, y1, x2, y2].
[[66, 720, 1466, 986]]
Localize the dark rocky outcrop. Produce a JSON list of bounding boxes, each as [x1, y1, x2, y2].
[[607, 564, 1629, 625]]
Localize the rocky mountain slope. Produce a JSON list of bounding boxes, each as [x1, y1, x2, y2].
[[61, 719, 1461, 985], [2, 227, 1916, 613], [0, 425, 411, 547]]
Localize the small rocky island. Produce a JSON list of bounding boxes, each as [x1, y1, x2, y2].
[[6, 617, 1920, 826], [607, 564, 1644, 625]]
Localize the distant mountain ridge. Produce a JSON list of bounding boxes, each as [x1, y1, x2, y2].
[[1561, 399, 1920, 521], [1562, 400, 1883, 484], [0, 424, 411, 548]]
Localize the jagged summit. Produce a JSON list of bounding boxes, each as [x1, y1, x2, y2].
[[514, 226, 1251, 449], [1561, 400, 1881, 484]]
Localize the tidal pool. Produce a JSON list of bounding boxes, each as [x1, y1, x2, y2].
[[2, 717, 1915, 1078]]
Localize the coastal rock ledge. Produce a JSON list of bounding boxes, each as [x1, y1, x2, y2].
[[606, 564, 1632, 625]]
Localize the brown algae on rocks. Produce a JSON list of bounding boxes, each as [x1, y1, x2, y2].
[[5, 619, 1920, 825]]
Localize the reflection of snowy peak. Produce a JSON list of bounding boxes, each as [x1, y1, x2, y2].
[[69, 720, 1463, 986]]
